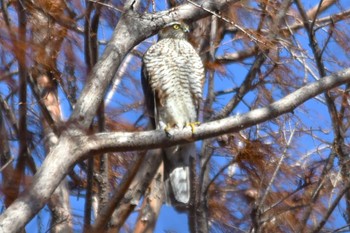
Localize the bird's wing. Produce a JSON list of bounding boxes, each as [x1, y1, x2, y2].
[[141, 63, 157, 129]]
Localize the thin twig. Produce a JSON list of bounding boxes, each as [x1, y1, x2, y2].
[[263, 182, 313, 214], [0, 157, 14, 172], [91, 153, 146, 232], [311, 184, 350, 233], [204, 158, 236, 196], [186, 0, 266, 46], [310, 0, 324, 30], [88, 0, 123, 12], [258, 126, 296, 210]]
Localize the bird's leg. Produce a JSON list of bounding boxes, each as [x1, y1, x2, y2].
[[163, 123, 174, 137], [161, 123, 179, 151], [186, 121, 201, 134]]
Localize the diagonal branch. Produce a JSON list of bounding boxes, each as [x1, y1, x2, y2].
[[0, 65, 349, 232], [295, 1, 350, 230], [310, 184, 350, 233], [84, 68, 350, 153], [68, 0, 240, 130], [0, 1, 348, 231]]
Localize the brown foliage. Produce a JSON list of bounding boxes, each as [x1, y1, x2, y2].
[[1, 0, 350, 232]]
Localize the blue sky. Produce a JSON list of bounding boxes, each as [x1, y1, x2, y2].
[[0, 0, 347, 232]]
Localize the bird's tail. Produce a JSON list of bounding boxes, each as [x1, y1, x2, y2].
[[164, 142, 195, 206]]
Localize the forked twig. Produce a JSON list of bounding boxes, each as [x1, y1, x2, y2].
[[186, 0, 267, 46]]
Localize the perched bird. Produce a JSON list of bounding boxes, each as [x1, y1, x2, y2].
[[141, 21, 204, 205]]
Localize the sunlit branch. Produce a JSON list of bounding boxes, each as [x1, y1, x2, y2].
[[216, 47, 257, 64], [105, 52, 135, 106], [295, 2, 349, 229], [85, 68, 350, 152], [69, 0, 240, 129], [88, 0, 124, 13], [1, 1, 349, 232]]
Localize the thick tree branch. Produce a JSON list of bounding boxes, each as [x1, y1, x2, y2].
[[69, 0, 240, 130], [0, 66, 349, 233], [84, 68, 350, 152], [0, 1, 240, 232]]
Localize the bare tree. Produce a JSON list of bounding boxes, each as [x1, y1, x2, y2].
[[0, 0, 350, 232]]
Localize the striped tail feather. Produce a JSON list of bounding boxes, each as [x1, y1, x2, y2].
[[164, 142, 195, 206]]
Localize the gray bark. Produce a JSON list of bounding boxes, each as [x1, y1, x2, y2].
[[0, 0, 348, 232], [1, 66, 349, 233]]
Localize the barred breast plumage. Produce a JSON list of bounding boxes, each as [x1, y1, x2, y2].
[[142, 22, 204, 206], [143, 38, 203, 128]]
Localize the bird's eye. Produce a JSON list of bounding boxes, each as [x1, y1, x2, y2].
[[173, 24, 180, 30]]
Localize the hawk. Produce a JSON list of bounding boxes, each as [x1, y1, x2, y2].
[[141, 21, 204, 205]]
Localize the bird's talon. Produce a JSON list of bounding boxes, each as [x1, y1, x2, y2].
[[186, 121, 201, 134], [164, 124, 174, 137]]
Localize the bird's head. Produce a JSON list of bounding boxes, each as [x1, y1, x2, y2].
[[158, 21, 190, 40]]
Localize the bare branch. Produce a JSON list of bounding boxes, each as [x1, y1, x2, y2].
[[86, 68, 350, 152], [0, 1, 349, 232], [311, 184, 350, 233], [69, 0, 240, 129]]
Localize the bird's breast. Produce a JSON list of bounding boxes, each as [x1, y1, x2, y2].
[[143, 38, 204, 127]]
